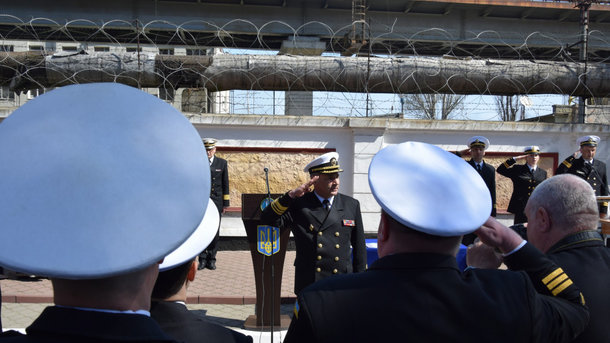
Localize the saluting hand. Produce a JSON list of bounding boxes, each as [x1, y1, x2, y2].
[[474, 217, 524, 254], [288, 176, 318, 198], [514, 154, 527, 161], [466, 240, 503, 269], [573, 150, 581, 159], [458, 148, 471, 156]]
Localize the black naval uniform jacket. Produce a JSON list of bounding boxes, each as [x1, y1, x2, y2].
[[467, 159, 497, 217], [545, 230, 610, 343], [284, 243, 589, 343], [261, 192, 367, 294], [210, 156, 230, 212], [556, 156, 608, 213], [0, 306, 176, 342], [496, 158, 547, 222], [150, 301, 253, 343]]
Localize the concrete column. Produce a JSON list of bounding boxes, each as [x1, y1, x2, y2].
[[279, 38, 325, 116], [285, 91, 313, 116], [352, 129, 386, 234]]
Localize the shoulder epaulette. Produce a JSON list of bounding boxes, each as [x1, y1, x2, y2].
[[561, 156, 575, 169]]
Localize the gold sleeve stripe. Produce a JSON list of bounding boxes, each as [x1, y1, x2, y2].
[[542, 268, 564, 285], [603, 202, 608, 207], [562, 160, 572, 168], [503, 161, 510, 168], [551, 279, 573, 296], [271, 199, 288, 215], [546, 273, 568, 290], [580, 293, 586, 305], [223, 194, 230, 200]]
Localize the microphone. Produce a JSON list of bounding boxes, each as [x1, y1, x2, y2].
[[260, 168, 272, 211]]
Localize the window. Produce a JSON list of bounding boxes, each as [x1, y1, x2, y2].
[[0, 86, 15, 100], [29, 45, 44, 51], [0, 45, 14, 52], [158, 87, 175, 102], [159, 48, 174, 55], [126, 47, 142, 53], [94, 46, 110, 52], [27, 88, 45, 100], [186, 48, 206, 56], [62, 46, 78, 52]]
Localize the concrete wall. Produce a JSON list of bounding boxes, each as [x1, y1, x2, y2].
[[192, 114, 610, 236]]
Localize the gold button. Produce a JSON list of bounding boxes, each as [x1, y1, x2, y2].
[[334, 256, 339, 261], [309, 224, 314, 231], [316, 267, 321, 272], [318, 231, 323, 236], [317, 255, 322, 260], [332, 269, 338, 274], [335, 244, 340, 249], [335, 232, 340, 237], [318, 243, 323, 248]]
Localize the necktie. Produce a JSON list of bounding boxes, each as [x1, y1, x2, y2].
[[323, 199, 330, 212], [476, 164, 482, 172]]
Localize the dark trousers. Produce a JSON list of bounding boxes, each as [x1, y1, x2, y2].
[[200, 229, 220, 262], [513, 212, 527, 225], [199, 212, 221, 263]]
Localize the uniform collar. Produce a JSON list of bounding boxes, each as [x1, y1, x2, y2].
[[26, 306, 174, 342], [314, 192, 334, 206], [546, 230, 604, 254], [369, 252, 459, 271]]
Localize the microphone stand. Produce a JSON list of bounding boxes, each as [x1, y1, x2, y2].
[[263, 167, 275, 342]]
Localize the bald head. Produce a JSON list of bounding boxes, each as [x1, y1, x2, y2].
[[525, 174, 599, 252]]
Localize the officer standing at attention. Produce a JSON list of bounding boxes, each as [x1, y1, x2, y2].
[[261, 152, 366, 295], [0, 83, 211, 342], [496, 146, 547, 224], [456, 136, 496, 245], [556, 135, 608, 218], [198, 138, 230, 270], [284, 142, 589, 343]]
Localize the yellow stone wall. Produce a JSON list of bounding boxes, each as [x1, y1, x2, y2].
[[216, 151, 320, 208]]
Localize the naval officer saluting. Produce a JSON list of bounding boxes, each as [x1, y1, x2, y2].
[[556, 135, 608, 218], [261, 152, 366, 295], [496, 146, 547, 224]]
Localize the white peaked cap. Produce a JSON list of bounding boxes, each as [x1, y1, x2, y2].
[[160, 200, 220, 271], [468, 136, 490, 150], [0, 83, 210, 279], [368, 141, 491, 236]]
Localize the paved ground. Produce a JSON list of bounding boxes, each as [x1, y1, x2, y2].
[[1, 250, 298, 342]]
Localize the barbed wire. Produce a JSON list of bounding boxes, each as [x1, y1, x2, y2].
[[0, 15, 607, 122]]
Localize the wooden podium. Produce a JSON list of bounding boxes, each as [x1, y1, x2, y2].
[[241, 193, 291, 330]]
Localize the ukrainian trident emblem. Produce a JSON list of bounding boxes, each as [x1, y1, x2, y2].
[[257, 225, 280, 256]]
